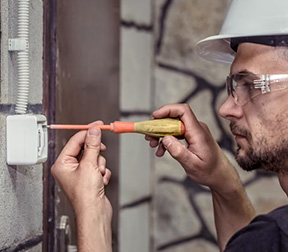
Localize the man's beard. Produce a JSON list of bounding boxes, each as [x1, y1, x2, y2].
[[236, 145, 288, 173], [231, 123, 288, 173]]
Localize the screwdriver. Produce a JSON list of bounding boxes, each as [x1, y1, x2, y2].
[[46, 118, 185, 137]]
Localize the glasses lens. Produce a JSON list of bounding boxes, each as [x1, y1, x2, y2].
[[226, 73, 288, 106], [226, 74, 252, 106]]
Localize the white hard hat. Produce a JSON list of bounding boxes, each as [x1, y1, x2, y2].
[[196, 0, 288, 64]]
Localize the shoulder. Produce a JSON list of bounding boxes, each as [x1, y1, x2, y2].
[[225, 205, 288, 252]]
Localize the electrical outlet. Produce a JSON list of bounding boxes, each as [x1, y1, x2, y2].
[[6, 114, 48, 165]]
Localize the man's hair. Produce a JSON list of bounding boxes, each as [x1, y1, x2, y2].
[[231, 36, 288, 53]]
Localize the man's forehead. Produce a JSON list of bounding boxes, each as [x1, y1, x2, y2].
[[230, 43, 286, 74]]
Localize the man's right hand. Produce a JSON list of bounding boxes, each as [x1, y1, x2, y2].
[[145, 103, 234, 193], [145, 104, 255, 251]]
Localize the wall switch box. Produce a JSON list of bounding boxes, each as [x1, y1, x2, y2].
[[6, 114, 48, 165]]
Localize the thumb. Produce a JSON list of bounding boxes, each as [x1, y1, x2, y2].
[[81, 127, 102, 166], [162, 136, 193, 169]]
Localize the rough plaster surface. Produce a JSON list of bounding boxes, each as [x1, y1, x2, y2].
[[0, 0, 44, 250], [1, 0, 10, 103], [1, 0, 43, 104]]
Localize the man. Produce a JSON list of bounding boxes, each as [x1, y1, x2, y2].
[[51, 0, 288, 251]]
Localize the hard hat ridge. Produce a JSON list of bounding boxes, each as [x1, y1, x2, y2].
[[196, 0, 288, 64]]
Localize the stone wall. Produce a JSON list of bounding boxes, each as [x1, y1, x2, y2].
[[119, 0, 288, 252], [0, 0, 44, 250], [152, 0, 288, 251]]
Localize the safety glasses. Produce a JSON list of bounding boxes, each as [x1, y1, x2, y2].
[[226, 73, 288, 106]]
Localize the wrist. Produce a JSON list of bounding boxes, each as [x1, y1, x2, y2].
[[76, 198, 113, 252], [209, 155, 244, 198]]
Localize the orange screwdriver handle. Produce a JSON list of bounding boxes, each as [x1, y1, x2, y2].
[[110, 121, 135, 134]]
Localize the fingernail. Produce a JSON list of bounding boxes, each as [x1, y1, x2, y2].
[[162, 137, 172, 148], [88, 127, 100, 136]]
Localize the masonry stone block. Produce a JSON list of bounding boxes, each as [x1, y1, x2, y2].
[[121, 0, 151, 24], [120, 204, 150, 252], [154, 66, 196, 109], [155, 152, 187, 181], [246, 176, 287, 215], [120, 28, 152, 111], [155, 0, 230, 86], [154, 183, 201, 247]]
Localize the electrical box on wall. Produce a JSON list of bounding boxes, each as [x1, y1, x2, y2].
[[6, 115, 48, 165]]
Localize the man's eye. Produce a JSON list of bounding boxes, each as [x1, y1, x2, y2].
[[235, 81, 252, 89], [244, 82, 253, 89]]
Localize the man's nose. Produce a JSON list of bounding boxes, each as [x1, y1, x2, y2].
[[218, 95, 243, 120]]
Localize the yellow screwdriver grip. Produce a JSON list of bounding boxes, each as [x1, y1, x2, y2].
[[134, 118, 185, 137]]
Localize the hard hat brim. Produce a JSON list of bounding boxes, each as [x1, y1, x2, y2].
[[196, 34, 236, 64], [196, 33, 288, 64]]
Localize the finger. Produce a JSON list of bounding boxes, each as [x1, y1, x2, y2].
[[156, 140, 166, 157], [145, 135, 156, 141], [81, 127, 102, 167], [98, 156, 107, 174], [88, 120, 104, 125], [99, 165, 106, 175], [57, 130, 87, 160], [145, 135, 160, 148], [152, 104, 203, 136], [150, 139, 160, 148], [162, 136, 194, 169], [88, 121, 107, 151], [76, 148, 84, 161], [103, 168, 112, 186], [98, 155, 106, 167], [100, 143, 106, 152]]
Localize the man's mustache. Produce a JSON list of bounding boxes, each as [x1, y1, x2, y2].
[[230, 122, 252, 141]]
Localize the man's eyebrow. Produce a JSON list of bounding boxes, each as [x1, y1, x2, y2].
[[232, 70, 258, 82], [231, 70, 258, 78], [231, 69, 255, 75]]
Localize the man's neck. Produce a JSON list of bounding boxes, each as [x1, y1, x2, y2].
[[277, 173, 288, 197]]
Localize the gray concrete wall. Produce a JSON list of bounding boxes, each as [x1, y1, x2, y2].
[[0, 0, 44, 250], [119, 0, 153, 251]]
